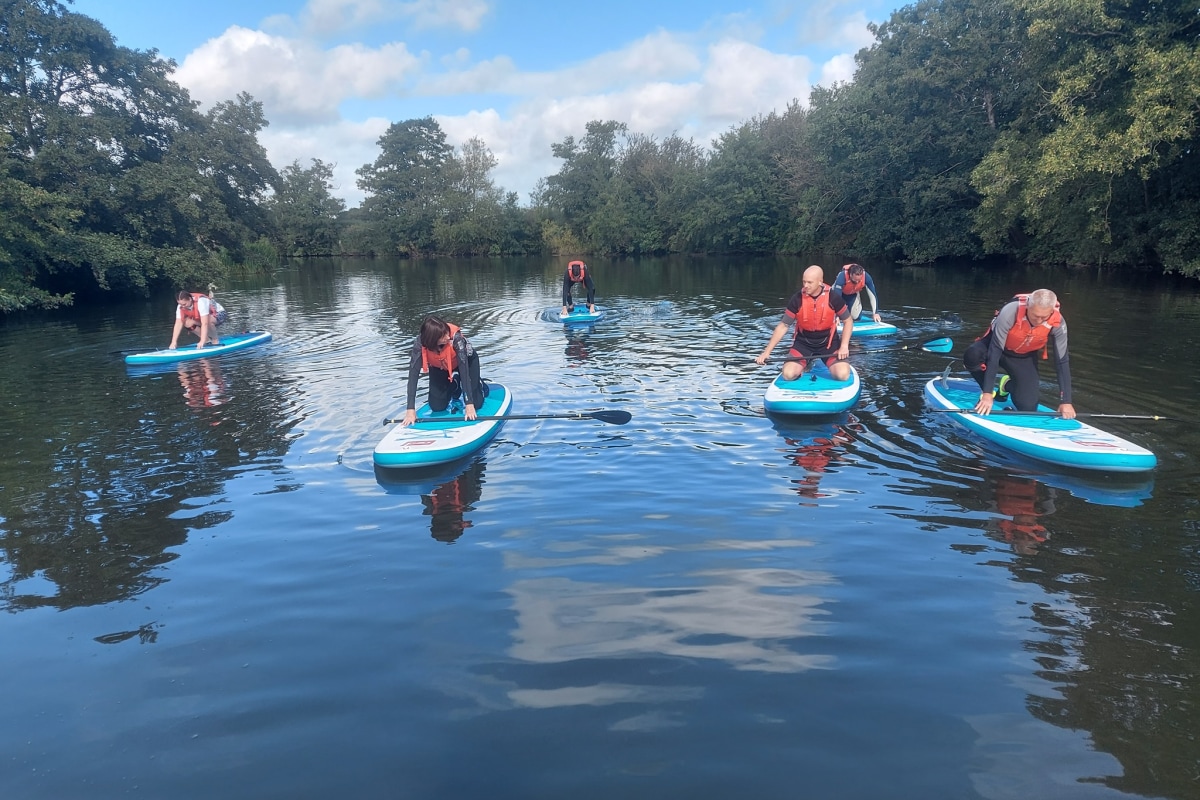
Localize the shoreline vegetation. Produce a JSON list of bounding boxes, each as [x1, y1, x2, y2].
[[3, 0, 1199, 313]]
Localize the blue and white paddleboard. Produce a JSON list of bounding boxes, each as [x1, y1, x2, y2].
[[124, 331, 272, 365], [838, 318, 897, 337], [924, 376, 1156, 473], [374, 383, 513, 469], [764, 363, 861, 415], [559, 304, 605, 324]]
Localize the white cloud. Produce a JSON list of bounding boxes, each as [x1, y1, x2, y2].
[[400, 0, 490, 32], [177, 26, 423, 124], [302, 0, 391, 33], [700, 39, 812, 122], [818, 53, 858, 88], [260, 117, 393, 199], [296, 0, 490, 35], [168, 6, 880, 208]]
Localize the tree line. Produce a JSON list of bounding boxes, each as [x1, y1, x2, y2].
[[3, 0, 1198, 312]]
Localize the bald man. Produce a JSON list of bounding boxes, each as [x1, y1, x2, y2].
[[756, 265, 854, 381], [963, 289, 1076, 419]]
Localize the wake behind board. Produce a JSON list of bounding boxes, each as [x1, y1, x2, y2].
[[124, 331, 272, 365], [924, 376, 1156, 473], [838, 318, 897, 337], [374, 382, 513, 469], [559, 304, 605, 324], [764, 363, 861, 415]]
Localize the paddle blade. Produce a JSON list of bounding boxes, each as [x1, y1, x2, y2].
[[590, 410, 632, 425], [921, 337, 954, 353]]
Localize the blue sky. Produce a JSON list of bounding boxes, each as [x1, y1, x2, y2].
[[69, 0, 899, 206]]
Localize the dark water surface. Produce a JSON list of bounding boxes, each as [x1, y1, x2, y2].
[[2, 256, 1198, 799]]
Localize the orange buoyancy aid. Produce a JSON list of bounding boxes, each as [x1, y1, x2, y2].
[[179, 292, 217, 322], [567, 260, 587, 282], [420, 323, 461, 380], [841, 265, 866, 295], [795, 285, 838, 332], [792, 285, 839, 348], [1002, 294, 1062, 355]]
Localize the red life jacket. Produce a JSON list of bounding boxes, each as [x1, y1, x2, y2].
[[421, 323, 461, 380], [179, 292, 213, 322], [841, 265, 866, 295], [567, 261, 587, 283], [1001, 293, 1062, 355], [796, 285, 837, 330]]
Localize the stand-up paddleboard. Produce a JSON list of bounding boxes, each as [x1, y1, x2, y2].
[[764, 363, 861, 415], [559, 304, 605, 324], [374, 383, 512, 469], [924, 376, 1156, 472], [838, 318, 897, 337], [124, 331, 272, 365]]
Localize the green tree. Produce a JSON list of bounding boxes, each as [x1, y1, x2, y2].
[[686, 114, 789, 253], [434, 136, 509, 255], [267, 158, 346, 256], [356, 116, 455, 254], [542, 120, 626, 250], [799, 0, 1029, 262], [0, 0, 280, 309], [973, 0, 1200, 273]]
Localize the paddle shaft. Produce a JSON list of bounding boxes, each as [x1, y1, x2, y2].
[[725, 337, 951, 367], [383, 410, 632, 425], [930, 408, 1175, 421]]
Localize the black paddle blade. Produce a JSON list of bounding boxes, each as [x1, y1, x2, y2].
[[589, 410, 632, 425]]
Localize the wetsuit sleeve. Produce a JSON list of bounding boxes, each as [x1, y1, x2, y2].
[[1049, 319, 1073, 404], [784, 291, 802, 321], [829, 290, 852, 321], [406, 338, 423, 409], [584, 275, 596, 305], [863, 274, 879, 314], [831, 272, 846, 291], [562, 272, 573, 307], [453, 333, 479, 398], [982, 302, 1019, 394]]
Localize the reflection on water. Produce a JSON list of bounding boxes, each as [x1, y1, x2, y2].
[[177, 359, 229, 408], [422, 459, 485, 542], [506, 564, 836, 677], [374, 456, 488, 543], [983, 474, 1054, 555], [3, 258, 1199, 799], [772, 414, 862, 504], [564, 329, 591, 362]]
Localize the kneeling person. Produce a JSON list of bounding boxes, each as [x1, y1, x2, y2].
[[401, 316, 487, 426], [170, 290, 227, 349], [755, 264, 854, 381]]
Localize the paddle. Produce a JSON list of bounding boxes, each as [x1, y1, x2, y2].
[[862, 336, 953, 354], [382, 409, 633, 426], [723, 337, 952, 367], [929, 408, 1176, 421]]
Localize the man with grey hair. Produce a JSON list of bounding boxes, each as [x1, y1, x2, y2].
[[963, 289, 1076, 419]]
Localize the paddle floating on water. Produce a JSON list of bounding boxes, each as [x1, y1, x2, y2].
[[863, 336, 954, 354], [381, 409, 633, 426], [929, 408, 1176, 421]]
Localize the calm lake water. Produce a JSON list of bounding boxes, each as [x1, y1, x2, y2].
[[2, 256, 1199, 799]]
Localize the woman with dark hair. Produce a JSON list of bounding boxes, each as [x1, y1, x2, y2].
[[400, 316, 487, 426], [169, 287, 227, 349]]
